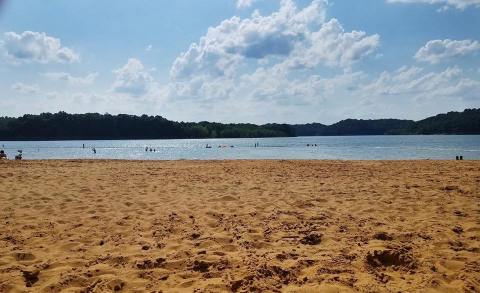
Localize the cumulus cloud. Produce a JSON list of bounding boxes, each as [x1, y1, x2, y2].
[[112, 58, 155, 96], [1, 31, 79, 64], [7, 1, 477, 123], [237, 0, 257, 9], [163, 0, 383, 122], [386, 0, 480, 10], [415, 39, 480, 64], [362, 66, 477, 98], [170, 0, 378, 81], [11, 82, 40, 94], [44, 72, 98, 86], [163, 63, 480, 123], [163, 0, 475, 123], [284, 18, 380, 69]]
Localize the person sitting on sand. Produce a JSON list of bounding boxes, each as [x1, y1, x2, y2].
[[0, 150, 6, 159]]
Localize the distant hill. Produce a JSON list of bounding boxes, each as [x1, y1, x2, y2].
[[0, 109, 478, 140], [292, 109, 479, 136], [291, 123, 328, 136], [293, 119, 414, 136], [399, 109, 480, 135]]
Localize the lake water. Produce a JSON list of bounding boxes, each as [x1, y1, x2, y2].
[[1, 135, 479, 160]]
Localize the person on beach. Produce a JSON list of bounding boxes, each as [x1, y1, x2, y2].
[[0, 150, 6, 159]]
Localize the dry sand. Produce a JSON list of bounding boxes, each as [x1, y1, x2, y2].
[[0, 160, 479, 292]]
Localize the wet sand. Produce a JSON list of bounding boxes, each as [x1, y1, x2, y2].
[[0, 160, 479, 292]]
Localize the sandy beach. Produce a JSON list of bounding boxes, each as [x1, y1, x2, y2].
[[0, 160, 478, 292]]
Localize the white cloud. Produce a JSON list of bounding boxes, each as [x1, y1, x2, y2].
[[165, 56, 480, 123], [112, 58, 155, 96], [363, 66, 479, 99], [1, 31, 79, 64], [6, 58, 163, 117], [415, 39, 480, 64], [164, 1, 475, 123], [145, 44, 153, 52], [283, 18, 380, 69], [170, 0, 378, 81], [386, 0, 480, 10], [237, 0, 257, 9], [11, 82, 40, 94], [44, 72, 98, 86], [351, 65, 480, 119], [7, 84, 163, 117], [162, 0, 383, 123], [5, 1, 477, 123], [11, 61, 479, 124]]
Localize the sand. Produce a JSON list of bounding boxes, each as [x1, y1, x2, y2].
[[0, 160, 479, 293]]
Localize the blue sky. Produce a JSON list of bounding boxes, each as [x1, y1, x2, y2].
[[0, 0, 479, 124]]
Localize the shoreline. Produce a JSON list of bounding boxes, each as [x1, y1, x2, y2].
[[2, 158, 479, 162], [1, 160, 479, 292], [0, 133, 479, 142]]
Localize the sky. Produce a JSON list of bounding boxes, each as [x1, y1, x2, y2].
[[0, 0, 479, 124]]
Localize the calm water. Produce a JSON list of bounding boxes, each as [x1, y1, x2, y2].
[[1, 136, 479, 160]]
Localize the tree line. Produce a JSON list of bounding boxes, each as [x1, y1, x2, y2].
[[0, 109, 478, 140], [0, 112, 294, 140], [292, 109, 480, 136]]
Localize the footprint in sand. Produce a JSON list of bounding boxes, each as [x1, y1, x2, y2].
[[22, 270, 39, 287], [13, 252, 36, 261]]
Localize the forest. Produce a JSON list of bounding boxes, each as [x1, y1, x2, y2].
[[0, 109, 478, 140]]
